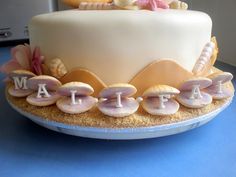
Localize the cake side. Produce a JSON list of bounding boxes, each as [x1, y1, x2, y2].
[[29, 9, 212, 85]]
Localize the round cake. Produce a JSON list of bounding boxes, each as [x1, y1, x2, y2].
[[29, 10, 212, 85], [0, 0, 234, 130]]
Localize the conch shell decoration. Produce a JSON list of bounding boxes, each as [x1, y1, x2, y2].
[[48, 58, 68, 79]]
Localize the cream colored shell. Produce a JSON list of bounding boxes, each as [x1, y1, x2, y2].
[[48, 58, 67, 79]]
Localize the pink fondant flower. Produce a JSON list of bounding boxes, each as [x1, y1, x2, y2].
[[31, 47, 43, 75], [0, 44, 44, 76], [137, 0, 169, 11], [0, 44, 31, 74]]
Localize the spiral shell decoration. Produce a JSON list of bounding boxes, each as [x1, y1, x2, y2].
[[169, 0, 188, 10], [79, 2, 114, 10], [192, 41, 215, 76], [48, 58, 68, 79]]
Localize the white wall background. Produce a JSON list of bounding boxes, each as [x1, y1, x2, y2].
[[187, 0, 236, 66]]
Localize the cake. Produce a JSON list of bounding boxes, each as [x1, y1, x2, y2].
[[1, 0, 234, 128]]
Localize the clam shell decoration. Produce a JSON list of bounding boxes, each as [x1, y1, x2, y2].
[[48, 58, 67, 79], [8, 70, 36, 97], [98, 83, 139, 117], [176, 77, 212, 108], [205, 72, 234, 99], [56, 82, 98, 114], [142, 85, 180, 115], [26, 75, 61, 106]]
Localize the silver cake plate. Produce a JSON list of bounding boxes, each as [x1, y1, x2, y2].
[[7, 98, 232, 140]]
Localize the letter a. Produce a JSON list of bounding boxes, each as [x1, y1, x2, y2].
[[37, 84, 51, 98]]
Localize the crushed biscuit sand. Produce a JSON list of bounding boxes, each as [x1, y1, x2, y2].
[[5, 82, 234, 128]]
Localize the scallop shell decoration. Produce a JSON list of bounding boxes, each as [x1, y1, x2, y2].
[[48, 58, 68, 79]]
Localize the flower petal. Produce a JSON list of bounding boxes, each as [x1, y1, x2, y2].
[[0, 59, 22, 74]]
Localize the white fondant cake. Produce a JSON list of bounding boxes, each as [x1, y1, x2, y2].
[[29, 9, 212, 85]]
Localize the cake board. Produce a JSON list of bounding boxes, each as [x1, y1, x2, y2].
[[6, 93, 232, 140]]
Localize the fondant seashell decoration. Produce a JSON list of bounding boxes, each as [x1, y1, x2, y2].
[[205, 72, 234, 99], [57, 82, 98, 114], [192, 37, 219, 76], [79, 2, 114, 10], [176, 77, 212, 108], [129, 60, 193, 97], [26, 75, 61, 106], [142, 85, 180, 115], [98, 83, 139, 117], [8, 70, 35, 97], [169, 0, 188, 10], [59, 68, 107, 97], [62, 0, 112, 7], [48, 58, 67, 79]]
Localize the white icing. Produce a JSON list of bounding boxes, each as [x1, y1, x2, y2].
[[29, 10, 212, 85], [189, 85, 202, 99], [37, 84, 51, 98], [13, 77, 28, 90], [215, 81, 223, 94], [115, 92, 123, 108], [70, 90, 80, 105], [158, 95, 169, 109]]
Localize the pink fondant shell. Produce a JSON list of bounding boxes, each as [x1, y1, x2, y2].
[[57, 82, 94, 96], [179, 77, 212, 91], [26, 92, 60, 106], [8, 70, 36, 81], [98, 97, 139, 117], [8, 85, 33, 98], [56, 96, 97, 114], [99, 83, 137, 98], [205, 85, 234, 100], [27, 75, 62, 91], [142, 97, 179, 115], [176, 91, 212, 108], [208, 72, 233, 85]]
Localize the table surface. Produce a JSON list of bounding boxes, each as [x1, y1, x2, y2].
[[0, 46, 235, 177]]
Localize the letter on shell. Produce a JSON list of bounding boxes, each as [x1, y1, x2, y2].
[[8, 70, 36, 97], [205, 72, 234, 99], [98, 83, 139, 117], [176, 77, 212, 108], [56, 82, 97, 114], [26, 75, 62, 106], [142, 85, 180, 115]]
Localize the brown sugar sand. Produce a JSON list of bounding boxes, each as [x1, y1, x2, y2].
[[5, 81, 234, 128]]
